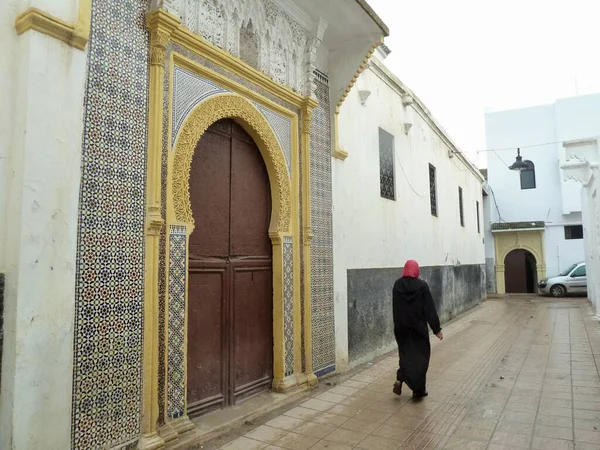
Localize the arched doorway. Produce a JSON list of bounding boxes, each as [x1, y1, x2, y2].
[[504, 249, 538, 294], [186, 119, 273, 417]]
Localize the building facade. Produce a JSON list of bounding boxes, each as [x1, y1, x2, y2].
[[0, 1, 387, 449], [334, 49, 487, 370], [562, 138, 600, 312], [483, 94, 600, 295]]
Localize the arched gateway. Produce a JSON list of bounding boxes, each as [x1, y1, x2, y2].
[[168, 94, 293, 419]]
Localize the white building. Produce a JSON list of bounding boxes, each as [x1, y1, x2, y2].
[[483, 94, 600, 296], [334, 47, 486, 370], [562, 138, 600, 312]]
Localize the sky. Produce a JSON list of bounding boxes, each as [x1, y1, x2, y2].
[[366, 0, 600, 168]]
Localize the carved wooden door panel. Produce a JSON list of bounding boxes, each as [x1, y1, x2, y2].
[[187, 119, 273, 417]]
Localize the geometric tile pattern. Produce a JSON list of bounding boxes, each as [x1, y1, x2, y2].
[[254, 103, 292, 173], [171, 66, 227, 146], [71, 0, 149, 448], [167, 225, 187, 419], [283, 236, 294, 377], [379, 128, 395, 200], [171, 64, 293, 176], [310, 79, 336, 375]]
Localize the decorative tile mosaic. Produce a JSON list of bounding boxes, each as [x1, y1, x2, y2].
[[310, 79, 336, 374], [167, 225, 187, 419], [254, 103, 292, 173], [283, 236, 295, 377], [71, 0, 148, 448], [171, 65, 227, 146]]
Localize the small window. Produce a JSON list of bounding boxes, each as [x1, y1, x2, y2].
[[520, 160, 536, 189], [564, 225, 584, 240], [379, 128, 395, 200], [572, 265, 586, 277], [458, 187, 464, 227], [429, 164, 437, 216], [476, 201, 480, 233]]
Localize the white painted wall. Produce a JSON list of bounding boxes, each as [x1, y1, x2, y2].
[[333, 55, 485, 370], [483, 94, 600, 276], [562, 139, 600, 313], [0, 1, 87, 448]]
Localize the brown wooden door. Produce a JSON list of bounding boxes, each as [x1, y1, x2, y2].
[[187, 119, 273, 417], [504, 249, 527, 293]]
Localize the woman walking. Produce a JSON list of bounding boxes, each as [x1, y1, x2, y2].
[[392, 260, 443, 399]]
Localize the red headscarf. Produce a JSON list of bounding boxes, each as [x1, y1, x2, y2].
[[402, 259, 420, 278]]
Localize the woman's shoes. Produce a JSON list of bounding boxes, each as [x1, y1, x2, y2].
[[393, 381, 403, 396], [412, 390, 428, 399]]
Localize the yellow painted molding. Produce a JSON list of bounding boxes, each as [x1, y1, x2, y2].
[[332, 109, 348, 161], [172, 94, 292, 233], [493, 230, 546, 295], [15, 1, 91, 50], [332, 38, 382, 161], [173, 52, 296, 120], [141, 10, 179, 442], [171, 26, 305, 108]]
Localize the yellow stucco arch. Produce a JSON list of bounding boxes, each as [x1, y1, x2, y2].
[[493, 230, 547, 294], [171, 93, 292, 234]]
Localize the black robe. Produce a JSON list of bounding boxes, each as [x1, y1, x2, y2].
[[392, 277, 441, 394]]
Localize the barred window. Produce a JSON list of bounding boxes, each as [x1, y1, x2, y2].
[[429, 164, 437, 216], [379, 128, 395, 200], [459, 187, 464, 227]]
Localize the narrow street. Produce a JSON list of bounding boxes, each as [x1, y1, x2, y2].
[[213, 297, 600, 450]]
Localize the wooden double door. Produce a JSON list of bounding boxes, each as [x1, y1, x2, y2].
[[187, 119, 273, 417]]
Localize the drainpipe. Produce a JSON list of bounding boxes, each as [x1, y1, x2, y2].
[[557, 245, 560, 275]]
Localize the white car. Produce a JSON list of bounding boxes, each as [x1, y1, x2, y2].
[[538, 262, 587, 297]]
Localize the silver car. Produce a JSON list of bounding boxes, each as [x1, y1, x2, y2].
[[538, 262, 587, 297]]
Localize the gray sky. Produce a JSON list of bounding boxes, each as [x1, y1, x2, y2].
[[367, 0, 600, 168]]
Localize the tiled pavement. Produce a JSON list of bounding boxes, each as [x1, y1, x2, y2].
[[217, 297, 600, 449]]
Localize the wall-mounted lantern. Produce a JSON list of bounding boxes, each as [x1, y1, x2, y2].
[[509, 148, 529, 171]]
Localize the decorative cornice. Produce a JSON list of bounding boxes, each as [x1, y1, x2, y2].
[[336, 38, 382, 109], [563, 138, 600, 165], [15, 2, 91, 50], [561, 160, 598, 187]]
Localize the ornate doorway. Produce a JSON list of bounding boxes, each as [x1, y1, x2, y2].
[[186, 119, 273, 416]]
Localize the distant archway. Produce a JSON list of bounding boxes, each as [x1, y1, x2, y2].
[[504, 249, 538, 293]]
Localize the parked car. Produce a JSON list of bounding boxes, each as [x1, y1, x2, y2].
[[538, 262, 587, 297]]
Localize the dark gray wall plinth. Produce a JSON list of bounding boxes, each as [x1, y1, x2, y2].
[[347, 264, 485, 363]]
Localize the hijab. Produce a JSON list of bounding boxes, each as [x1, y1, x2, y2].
[[402, 259, 420, 278]]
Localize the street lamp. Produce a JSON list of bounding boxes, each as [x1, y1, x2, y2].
[[509, 148, 529, 171]]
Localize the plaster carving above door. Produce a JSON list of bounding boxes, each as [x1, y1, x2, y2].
[[151, 0, 327, 96]]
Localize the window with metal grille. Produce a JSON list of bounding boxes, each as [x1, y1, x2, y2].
[[379, 128, 395, 200], [459, 187, 464, 227], [520, 160, 536, 189], [429, 164, 437, 216], [476, 200, 480, 233], [564, 225, 584, 240]]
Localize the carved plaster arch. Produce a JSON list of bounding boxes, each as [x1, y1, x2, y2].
[[499, 244, 543, 269], [172, 93, 292, 234]]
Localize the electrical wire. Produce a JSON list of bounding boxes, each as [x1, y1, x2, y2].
[[476, 135, 600, 153], [394, 141, 428, 198]]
